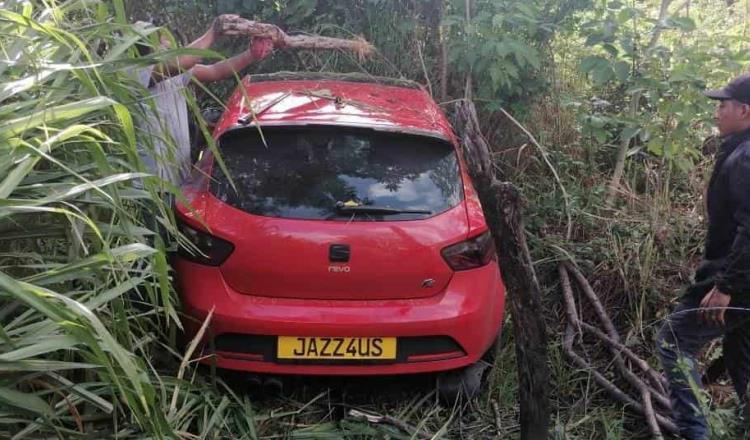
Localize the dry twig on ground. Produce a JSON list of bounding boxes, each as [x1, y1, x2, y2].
[[348, 409, 431, 439], [558, 263, 677, 438]]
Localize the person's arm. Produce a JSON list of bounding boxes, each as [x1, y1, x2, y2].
[[191, 38, 273, 84], [700, 144, 750, 326], [171, 25, 217, 71], [715, 146, 750, 298], [155, 15, 233, 79]]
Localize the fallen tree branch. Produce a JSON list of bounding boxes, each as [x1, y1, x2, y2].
[[558, 263, 581, 335], [564, 262, 669, 398], [579, 321, 669, 400], [641, 388, 664, 440], [563, 262, 657, 401], [562, 324, 677, 434], [559, 264, 675, 437], [563, 262, 619, 340], [216, 15, 375, 60]]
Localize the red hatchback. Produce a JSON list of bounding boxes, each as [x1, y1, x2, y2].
[[175, 73, 506, 388]]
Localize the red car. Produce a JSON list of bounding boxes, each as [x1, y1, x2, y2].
[[175, 73, 506, 397]]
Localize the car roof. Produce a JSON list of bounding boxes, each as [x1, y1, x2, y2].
[[214, 72, 455, 141]]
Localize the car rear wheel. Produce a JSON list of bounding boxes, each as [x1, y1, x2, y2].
[[436, 360, 491, 403], [437, 331, 501, 403]]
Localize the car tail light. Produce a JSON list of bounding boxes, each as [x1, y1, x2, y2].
[[441, 231, 497, 271], [177, 220, 234, 266]]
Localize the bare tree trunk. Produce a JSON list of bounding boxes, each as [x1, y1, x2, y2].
[[491, 182, 551, 440], [439, 28, 448, 102], [435, 0, 448, 103], [450, 100, 550, 439], [464, 0, 473, 100]]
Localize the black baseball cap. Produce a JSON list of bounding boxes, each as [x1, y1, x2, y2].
[[705, 72, 750, 105]]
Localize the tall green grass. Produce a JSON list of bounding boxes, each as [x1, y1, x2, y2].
[[0, 1, 269, 437], [0, 0, 186, 436]]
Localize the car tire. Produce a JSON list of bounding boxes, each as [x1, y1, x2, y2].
[[437, 329, 502, 403], [437, 360, 491, 404]]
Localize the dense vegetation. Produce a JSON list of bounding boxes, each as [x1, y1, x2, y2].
[[2, 0, 749, 437]]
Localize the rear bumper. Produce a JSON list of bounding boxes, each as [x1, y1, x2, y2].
[[176, 258, 506, 375]]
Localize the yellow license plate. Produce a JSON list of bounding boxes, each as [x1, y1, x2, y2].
[[277, 336, 396, 360]]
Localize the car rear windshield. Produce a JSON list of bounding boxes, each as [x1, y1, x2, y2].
[[209, 126, 463, 221]]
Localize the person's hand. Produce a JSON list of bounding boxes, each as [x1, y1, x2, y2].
[[699, 287, 731, 326], [250, 37, 274, 61]]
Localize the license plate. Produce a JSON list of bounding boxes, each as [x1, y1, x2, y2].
[[277, 336, 396, 360]]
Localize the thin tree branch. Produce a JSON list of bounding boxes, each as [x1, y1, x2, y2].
[[563, 262, 618, 338], [579, 321, 669, 398], [416, 41, 433, 97], [559, 263, 673, 437], [499, 107, 573, 240], [563, 325, 677, 434]]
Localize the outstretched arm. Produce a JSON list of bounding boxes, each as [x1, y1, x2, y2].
[[191, 38, 274, 83], [171, 22, 218, 71], [155, 15, 236, 78]]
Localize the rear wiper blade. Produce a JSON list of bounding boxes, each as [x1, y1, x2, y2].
[[335, 203, 432, 215]]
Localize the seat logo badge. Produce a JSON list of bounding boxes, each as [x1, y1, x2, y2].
[[421, 279, 435, 288], [328, 265, 351, 273]]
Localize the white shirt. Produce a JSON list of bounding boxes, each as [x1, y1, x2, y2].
[[134, 67, 193, 188]]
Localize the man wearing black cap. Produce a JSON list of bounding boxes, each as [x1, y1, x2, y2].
[[657, 72, 750, 439]]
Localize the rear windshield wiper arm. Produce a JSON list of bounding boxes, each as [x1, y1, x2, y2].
[[335, 204, 432, 215]]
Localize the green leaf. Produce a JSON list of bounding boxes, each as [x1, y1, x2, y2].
[[617, 8, 636, 24], [0, 69, 55, 103], [0, 335, 79, 361], [667, 16, 696, 32], [113, 0, 127, 23], [646, 139, 664, 155], [602, 43, 619, 57], [23, 244, 154, 286], [0, 97, 117, 140], [0, 125, 102, 199], [46, 373, 113, 414], [0, 387, 53, 417], [0, 271, 153, 419], [585, 32, 604, 46], [592, 65, 615, 85], [621, 126, 641, 142], [524, 49, 541, 70], [492, 13, 504, 28], [85, 276, 145, 310], [614, 61, 630, 82], [621, 36, 635, 55], [0, 360, 98, 372], [581, 55, 609, 73], [495, 41, 511, 57]]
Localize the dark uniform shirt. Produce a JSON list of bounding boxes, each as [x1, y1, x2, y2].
[[688, 127, 750, 301]]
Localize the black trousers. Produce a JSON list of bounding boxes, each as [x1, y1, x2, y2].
[[657, 294, 750, 439]]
